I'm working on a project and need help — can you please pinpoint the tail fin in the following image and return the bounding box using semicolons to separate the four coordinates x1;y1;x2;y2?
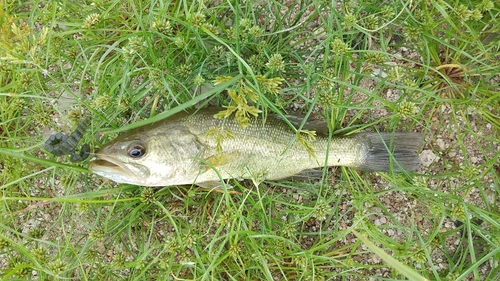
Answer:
354;132;422;172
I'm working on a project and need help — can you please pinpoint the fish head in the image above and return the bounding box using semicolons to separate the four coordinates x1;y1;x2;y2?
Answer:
88;125;186;186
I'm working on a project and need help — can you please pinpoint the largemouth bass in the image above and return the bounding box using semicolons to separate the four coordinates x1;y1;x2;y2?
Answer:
88;108;421;186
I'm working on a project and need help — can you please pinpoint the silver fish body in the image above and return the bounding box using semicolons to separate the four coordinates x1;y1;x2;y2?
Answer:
88;108;421;186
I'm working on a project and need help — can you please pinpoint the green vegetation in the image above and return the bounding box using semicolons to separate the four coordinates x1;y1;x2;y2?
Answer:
1;0;499;280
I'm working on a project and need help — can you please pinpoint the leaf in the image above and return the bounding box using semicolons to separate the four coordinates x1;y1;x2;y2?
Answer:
214;76;233;85
298;129;316;140
218;89;262;128
214;106;237;119
296;130;317;158
103;74;244;133
242;85;259;102
256;75;284;95
351;229;429;281
205;128;234;155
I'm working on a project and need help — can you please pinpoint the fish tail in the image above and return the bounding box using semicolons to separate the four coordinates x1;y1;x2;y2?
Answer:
352;132;422;172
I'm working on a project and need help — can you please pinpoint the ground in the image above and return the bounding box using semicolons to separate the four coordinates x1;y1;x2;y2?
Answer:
1;0;499;280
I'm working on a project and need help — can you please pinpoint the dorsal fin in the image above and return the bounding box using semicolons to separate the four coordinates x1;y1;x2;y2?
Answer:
276;113;329;136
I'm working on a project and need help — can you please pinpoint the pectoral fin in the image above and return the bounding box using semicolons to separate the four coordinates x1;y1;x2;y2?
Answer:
277;114;329;136
195;180;228;189
204;154;233;168
195;180;241;194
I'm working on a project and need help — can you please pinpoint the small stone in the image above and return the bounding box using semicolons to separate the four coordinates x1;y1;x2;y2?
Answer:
420;150;438;168
435;138;446;150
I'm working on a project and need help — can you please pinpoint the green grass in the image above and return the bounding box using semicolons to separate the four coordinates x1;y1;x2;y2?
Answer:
1;0;499;280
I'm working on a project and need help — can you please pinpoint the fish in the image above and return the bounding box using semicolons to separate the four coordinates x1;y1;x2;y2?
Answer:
88;108;421;187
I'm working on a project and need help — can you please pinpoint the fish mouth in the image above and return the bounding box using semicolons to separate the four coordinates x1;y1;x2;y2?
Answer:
89;158;122;169
88;155;141;183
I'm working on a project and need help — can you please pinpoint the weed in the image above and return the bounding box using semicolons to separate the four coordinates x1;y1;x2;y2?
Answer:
0;0;499;280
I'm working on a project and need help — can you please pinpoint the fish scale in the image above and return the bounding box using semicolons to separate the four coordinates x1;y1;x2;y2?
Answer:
185;112;369;179
89;108;421;186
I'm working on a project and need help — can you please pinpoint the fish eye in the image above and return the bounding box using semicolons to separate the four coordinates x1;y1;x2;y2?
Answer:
127;142;146;158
